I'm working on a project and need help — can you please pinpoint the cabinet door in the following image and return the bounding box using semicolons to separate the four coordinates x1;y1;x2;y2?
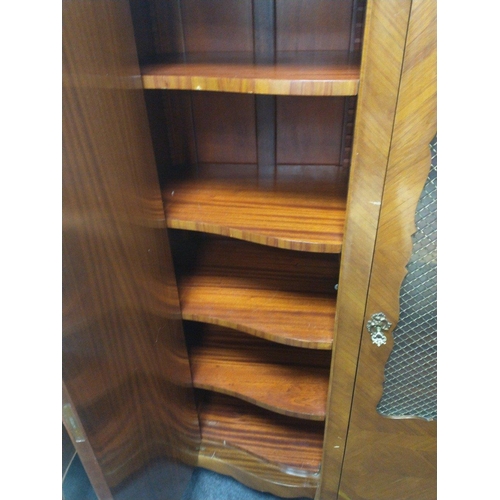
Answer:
338;0;437;498
62;0;200;498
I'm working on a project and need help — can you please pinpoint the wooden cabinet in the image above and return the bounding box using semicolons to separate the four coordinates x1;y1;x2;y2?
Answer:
62;0;436;499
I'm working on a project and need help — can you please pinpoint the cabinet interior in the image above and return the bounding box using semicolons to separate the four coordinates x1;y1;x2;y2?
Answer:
129;0;367;497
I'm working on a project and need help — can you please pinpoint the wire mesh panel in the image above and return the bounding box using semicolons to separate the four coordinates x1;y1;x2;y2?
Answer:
377;136;437;421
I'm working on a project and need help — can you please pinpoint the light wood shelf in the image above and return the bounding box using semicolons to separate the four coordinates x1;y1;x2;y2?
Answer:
197;392;324;476
141;51;360;96
186;323;331;420
173;235;339;349
164;164;348;254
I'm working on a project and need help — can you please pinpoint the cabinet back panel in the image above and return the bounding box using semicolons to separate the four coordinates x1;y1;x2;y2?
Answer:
192;92;258;164
276;0;354;51
181;0;254;53
276;96;345;165
131;0;360;61
150;91;348;172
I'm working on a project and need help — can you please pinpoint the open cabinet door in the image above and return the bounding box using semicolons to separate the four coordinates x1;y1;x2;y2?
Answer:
62;0;200;498
338;0;437;498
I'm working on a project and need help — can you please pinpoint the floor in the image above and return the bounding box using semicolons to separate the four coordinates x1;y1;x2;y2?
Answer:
63;456;311;500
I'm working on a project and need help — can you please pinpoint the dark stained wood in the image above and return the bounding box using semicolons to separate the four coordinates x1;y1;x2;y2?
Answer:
316;0;415;497
180;0;254;53
185;323;331;420
197;392;325;474
253;0;276;61
338;0;437;498
141;52;360;96
256;95;276;179
276;96;345;166
191;92;257;165
253;0;277;180
62;0;200;496
163;164;349;253
172;235;339;348
276;0;354;51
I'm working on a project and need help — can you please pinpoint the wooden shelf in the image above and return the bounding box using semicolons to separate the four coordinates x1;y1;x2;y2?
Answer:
197;392;324;476
141;51;360;96
186;323;331;420
174;236;338;349
164;164;348;254
197;440;318;499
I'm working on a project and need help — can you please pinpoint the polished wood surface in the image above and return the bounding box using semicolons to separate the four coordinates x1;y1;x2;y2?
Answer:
136;0;359;95
197;441;317;498
186;323;331;420
338;0;437;498
63;384;113;500
62;0;200;496
198;392;324;474
141;52;359;96
164;164;348;253
172;235;339;348
316;1;415;497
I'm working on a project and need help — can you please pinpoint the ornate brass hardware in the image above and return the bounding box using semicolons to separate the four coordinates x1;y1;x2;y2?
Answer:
367;313;392;347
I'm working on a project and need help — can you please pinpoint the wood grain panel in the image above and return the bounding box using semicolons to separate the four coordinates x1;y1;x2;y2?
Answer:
173;236;339;348
62;0;200;496
164;164;348;253
141;52;360;96
276;0;354;51
191;92;257;164
338;0;437;498
197;441;318;498
198;392;325;474
63;384;113;500
276;96;345;165
186;323;331;419
181;0;253;53
316;0;414;498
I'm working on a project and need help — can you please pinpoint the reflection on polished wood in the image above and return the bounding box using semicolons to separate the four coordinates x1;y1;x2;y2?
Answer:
338;0;437;498
186;323;331;420
197;391;324;492
62;0;200;496
316;0;415;497
141;51;360;96
197;441;318;499
173;235;339;348
164;164;348;253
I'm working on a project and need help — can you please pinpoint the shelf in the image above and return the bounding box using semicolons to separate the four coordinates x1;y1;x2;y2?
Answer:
186;323;331;420
197;392;324;476
164;164;348;253
173;235;338;349
141;51;360;96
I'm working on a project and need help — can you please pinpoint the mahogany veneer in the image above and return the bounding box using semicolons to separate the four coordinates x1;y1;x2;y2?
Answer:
173;235;339;349
186;323;331;420
197;392;324;474
164;165;348;254
141;51;360;96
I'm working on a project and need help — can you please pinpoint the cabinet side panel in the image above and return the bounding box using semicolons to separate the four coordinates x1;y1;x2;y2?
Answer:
62;0;201;498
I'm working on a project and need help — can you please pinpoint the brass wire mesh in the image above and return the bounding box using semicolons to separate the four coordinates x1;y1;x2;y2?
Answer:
377;136;437;421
